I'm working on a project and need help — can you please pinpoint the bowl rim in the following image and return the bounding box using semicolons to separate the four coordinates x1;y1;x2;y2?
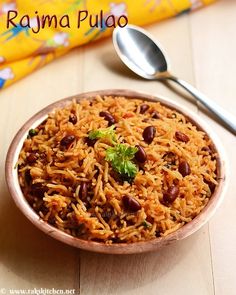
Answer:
5;89;228;254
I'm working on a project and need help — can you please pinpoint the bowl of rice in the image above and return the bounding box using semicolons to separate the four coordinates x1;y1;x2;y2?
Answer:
5;89;227;254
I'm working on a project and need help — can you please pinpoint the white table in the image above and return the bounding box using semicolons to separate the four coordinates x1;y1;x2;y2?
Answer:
0;1;235;294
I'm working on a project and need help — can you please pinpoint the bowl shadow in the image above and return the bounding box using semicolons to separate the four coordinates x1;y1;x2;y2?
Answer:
0;183;80;290
79;231;202;294
1;180;202;293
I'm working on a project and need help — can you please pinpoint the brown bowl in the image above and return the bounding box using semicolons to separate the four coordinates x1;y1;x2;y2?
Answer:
5;89;228;254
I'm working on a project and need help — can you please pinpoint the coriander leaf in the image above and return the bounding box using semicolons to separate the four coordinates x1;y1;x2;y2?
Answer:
142;221;151;228
105;147;117;162
105;144;138;180
106;144;138;161
88;130;100;140
88;125;116;143
123;160;138;178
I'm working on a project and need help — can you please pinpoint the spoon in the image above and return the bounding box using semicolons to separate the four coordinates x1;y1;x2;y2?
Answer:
113;24;236;135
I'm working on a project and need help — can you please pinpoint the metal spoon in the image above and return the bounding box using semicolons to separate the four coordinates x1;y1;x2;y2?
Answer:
113;24;236;135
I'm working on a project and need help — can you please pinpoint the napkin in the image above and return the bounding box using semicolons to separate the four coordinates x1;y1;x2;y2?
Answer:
0;0;216;89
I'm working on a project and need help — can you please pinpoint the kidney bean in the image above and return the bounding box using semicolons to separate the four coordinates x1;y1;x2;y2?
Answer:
204;179;216;193
140;104;150;114
135;145;147;163
32;198;45;211
163;152;176;164
76;223;86;236
48;215;56;225
152;111;160;119
101;208;114;223
26;193;35;206
178;161;191;177
60;135;75;148
123;195;141;212
202;146;211;153
59;210;67;220
25;169;32;185
94;169;100;179
27;153;38;164
85;137;97;147
99;111;115;126
31;183;48;198
143;126;156;144
69;114;77;125
175;131;190;143
173;179;180;186
112;237;122;243
162;185;179;205
40;152;47;161
37;120;47;131
79;182;88;201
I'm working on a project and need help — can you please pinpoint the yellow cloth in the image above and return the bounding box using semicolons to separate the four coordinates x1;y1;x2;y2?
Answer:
0;0;215;89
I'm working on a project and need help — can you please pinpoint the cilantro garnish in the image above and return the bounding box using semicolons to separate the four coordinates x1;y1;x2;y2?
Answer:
88;126;138;181
88;125;116;144
105;144;138;180
142;221;151;228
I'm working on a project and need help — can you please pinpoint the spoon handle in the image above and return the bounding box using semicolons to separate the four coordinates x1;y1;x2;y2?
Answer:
168;76;236;135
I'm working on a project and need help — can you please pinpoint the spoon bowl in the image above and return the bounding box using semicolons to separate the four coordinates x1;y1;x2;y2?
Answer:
113;25;169;80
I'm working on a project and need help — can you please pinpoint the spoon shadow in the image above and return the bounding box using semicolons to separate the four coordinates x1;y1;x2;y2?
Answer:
101;51;143;81
101;50;195;102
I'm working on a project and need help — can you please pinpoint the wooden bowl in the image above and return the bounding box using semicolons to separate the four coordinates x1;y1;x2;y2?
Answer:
5;89;228;254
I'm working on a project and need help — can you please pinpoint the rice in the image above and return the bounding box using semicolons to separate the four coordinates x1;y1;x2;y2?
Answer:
17;95;218;244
